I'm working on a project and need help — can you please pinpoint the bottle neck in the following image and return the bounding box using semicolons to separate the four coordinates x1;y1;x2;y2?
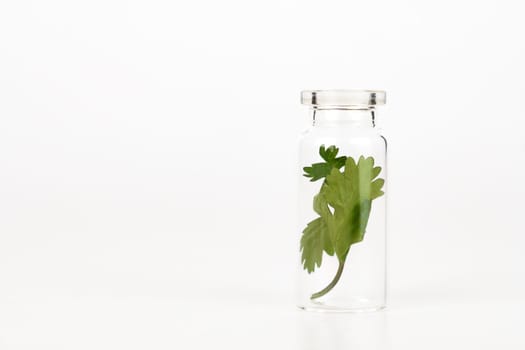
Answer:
312;108;375;128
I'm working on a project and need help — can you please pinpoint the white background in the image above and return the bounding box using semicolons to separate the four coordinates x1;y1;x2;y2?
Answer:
1;0;524;348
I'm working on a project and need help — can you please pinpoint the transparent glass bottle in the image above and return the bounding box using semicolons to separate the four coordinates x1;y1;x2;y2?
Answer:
297;90;387;312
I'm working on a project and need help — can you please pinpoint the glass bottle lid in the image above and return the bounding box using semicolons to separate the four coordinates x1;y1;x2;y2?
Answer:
301;90;386;108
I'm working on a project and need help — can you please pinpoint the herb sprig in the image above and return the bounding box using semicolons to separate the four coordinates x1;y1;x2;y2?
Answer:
301;145;384;299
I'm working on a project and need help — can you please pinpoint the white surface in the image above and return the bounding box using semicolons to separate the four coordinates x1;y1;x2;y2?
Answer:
1;285;524;349
1;0;525;348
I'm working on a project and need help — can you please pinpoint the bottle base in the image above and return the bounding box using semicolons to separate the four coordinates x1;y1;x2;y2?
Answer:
297;297;385;313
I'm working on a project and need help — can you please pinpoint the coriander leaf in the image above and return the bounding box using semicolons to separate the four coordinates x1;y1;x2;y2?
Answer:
300;145;386;299
313;191;335;255
300;217;333;273
303;163;336;182
300;191;335;273
371;178;385;200
323;156;385;260
319;145;339;162
303;145;346;182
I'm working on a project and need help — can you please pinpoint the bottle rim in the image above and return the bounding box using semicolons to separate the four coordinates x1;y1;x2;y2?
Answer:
301;90;386;108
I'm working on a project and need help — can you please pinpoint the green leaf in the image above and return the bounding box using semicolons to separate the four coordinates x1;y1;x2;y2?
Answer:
371;178;385;200
319;145;339;162
299;145;385;283
300;145;386;298
301;218;333;273
303;145;346;182
313;191;335;255
323;156;385;260
300;190;335;273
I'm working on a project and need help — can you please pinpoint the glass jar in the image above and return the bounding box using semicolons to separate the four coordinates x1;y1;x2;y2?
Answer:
297;90;387;312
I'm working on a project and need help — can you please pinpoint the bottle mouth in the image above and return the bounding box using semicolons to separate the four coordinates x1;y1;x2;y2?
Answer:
301;90;386;108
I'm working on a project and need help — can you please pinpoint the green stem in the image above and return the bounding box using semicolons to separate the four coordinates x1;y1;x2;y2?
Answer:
310;259;346;299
